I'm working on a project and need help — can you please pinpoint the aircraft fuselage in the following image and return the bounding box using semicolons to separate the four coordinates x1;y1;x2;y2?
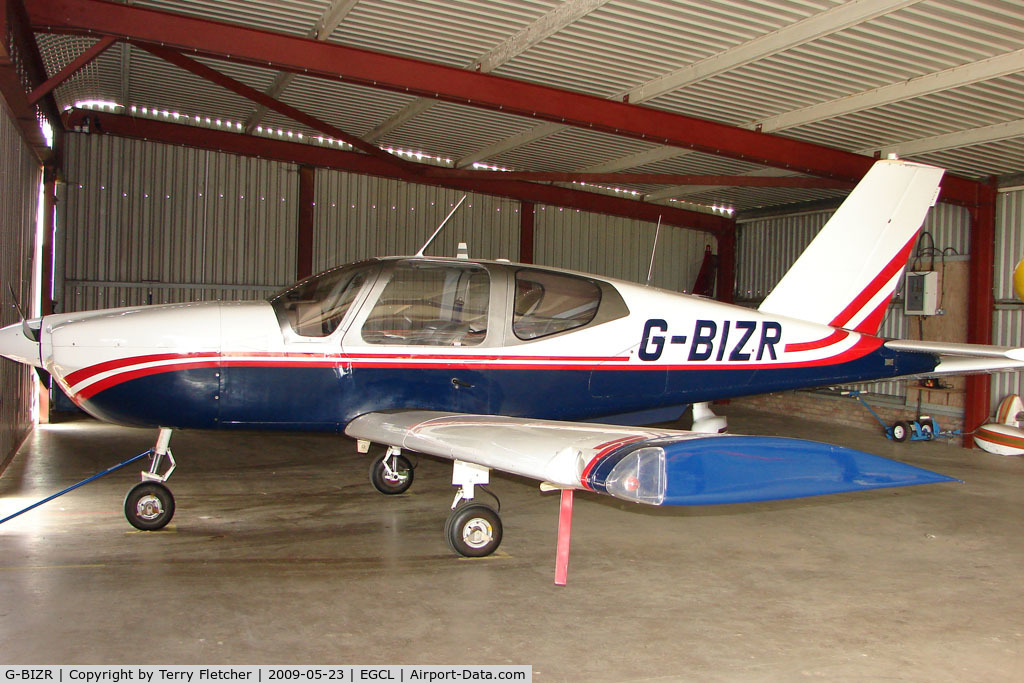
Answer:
6;256;938;431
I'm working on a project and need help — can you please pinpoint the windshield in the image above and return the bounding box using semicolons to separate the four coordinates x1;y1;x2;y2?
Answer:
269;263;374;337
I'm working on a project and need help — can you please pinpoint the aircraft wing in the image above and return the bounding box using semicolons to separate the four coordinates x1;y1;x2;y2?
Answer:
884;339;1024;375
345;411;955;506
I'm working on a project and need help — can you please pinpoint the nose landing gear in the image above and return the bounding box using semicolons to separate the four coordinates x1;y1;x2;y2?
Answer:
124;482;175;530
124;427;176;531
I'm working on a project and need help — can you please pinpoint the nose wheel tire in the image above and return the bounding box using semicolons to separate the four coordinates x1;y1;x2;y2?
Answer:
369;451;414;495
445;503;502;557
124;482;175;531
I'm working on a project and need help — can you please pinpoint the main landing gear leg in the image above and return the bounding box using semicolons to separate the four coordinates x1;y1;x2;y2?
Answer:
123;427;176;531
445;460;502;557
368;445;414;495
692;401;728;433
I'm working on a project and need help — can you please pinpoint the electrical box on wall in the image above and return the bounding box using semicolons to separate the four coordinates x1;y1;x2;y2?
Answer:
904;271;939;315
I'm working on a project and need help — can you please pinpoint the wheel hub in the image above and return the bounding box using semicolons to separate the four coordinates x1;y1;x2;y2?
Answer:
461;517;494;549
383;463;409;485
135;494;164;521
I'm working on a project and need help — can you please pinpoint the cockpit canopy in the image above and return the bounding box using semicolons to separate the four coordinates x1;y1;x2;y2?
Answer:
269;258;627;346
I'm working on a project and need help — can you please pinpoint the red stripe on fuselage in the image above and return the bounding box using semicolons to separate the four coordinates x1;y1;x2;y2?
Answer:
65;336;885;402
784;329;849;353
64;352;218;386
64;351;630;386
76;360;222;400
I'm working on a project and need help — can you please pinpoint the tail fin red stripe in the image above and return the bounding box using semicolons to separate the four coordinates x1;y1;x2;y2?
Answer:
829;232;917;331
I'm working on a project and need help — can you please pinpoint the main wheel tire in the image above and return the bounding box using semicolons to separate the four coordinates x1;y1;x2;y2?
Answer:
369;451;414;495
445;503;502;557
892;421;911;442
124;482;175;531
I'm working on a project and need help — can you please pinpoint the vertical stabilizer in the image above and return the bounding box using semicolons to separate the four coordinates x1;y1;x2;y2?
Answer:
758;158;944;334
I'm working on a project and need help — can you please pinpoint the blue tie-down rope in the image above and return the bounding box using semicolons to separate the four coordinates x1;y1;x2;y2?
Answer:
0;449;154;526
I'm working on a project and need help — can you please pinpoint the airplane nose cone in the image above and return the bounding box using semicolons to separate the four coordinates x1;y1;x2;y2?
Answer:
0;319;43;368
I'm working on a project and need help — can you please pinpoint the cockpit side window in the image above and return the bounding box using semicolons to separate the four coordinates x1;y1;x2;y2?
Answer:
361;262;489;346
270;264;371;337
513;269;601;340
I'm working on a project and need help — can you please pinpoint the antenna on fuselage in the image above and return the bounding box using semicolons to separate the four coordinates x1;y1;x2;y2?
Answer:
416;195;468;257
646;215;663;287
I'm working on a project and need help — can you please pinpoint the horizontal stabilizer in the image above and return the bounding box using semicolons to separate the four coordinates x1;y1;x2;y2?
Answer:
885;339;1024;360
885;339;1024;376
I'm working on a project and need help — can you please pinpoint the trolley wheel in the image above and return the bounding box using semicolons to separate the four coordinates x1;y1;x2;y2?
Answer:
445;503;503;558
892;421;911;442
124;481;175;531
369;450;414;495
919;418;935;438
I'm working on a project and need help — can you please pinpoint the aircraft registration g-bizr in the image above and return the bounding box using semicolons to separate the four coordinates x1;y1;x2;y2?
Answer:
2;157;1023;583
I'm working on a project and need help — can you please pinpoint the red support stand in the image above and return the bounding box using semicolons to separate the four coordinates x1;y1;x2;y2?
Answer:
554;488;574;586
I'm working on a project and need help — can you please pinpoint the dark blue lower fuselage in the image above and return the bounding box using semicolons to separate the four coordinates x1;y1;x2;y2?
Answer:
78;346;939;430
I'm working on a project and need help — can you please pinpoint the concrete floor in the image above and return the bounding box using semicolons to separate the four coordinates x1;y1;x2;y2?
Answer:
1;406;1022;681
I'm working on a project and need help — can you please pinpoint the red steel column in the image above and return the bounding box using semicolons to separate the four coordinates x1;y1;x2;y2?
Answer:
716;220;736;304
40;164;57;316
519;201;534;264
297;165;315;280
963;182;997;448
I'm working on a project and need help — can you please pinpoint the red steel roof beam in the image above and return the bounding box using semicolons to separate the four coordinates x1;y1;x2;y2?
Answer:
1;0;61;160
135;42;415;173
424;169;855;189
29;0;981;206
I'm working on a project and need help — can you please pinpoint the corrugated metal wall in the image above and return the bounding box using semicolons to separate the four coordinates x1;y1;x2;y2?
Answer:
735;210;828;303
314;170;712;290
0;108;40;460
992;187;1024;405
62;134;714;312
60;133;297;311
735;201;972;399
314;171;520;266
533;207;715;292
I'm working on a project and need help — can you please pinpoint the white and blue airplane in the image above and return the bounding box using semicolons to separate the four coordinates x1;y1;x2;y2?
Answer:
2;158;1021;583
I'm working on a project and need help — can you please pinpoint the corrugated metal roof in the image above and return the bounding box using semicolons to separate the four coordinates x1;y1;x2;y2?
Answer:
333;0;563;67
30;0;1024;213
